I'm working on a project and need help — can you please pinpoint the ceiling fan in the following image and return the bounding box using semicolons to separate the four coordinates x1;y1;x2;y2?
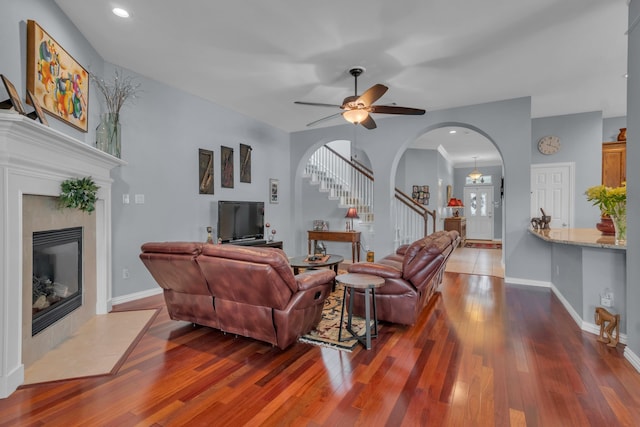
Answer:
294;67;426;130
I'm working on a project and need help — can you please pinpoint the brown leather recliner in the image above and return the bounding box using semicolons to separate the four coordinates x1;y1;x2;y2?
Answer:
346;230;460;325
140;242;335;349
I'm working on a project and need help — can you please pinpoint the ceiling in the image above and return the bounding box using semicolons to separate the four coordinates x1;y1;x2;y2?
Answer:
54;0;628;166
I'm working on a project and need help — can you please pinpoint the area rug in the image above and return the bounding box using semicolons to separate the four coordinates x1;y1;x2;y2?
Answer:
464;240;502;249
23;309;159;385
299;284;376;352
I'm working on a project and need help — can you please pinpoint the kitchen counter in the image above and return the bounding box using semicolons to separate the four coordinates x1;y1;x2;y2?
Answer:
529;228;625;251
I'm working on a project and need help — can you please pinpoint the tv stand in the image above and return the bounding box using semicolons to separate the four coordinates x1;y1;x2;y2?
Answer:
227;240;283;249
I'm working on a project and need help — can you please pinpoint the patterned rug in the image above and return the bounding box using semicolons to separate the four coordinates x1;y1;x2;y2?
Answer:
464;240;502;249
299;283;375;352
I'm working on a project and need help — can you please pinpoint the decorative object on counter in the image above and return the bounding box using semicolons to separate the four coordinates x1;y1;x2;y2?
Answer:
595;307;620;348
530;217;541;230
596;216;615;236
0;74;26;114
539;208;551;229
27;20;89;132
617;127;626;141
206;226;213;244
58;176;99;213
198;149;214;194
270;228;277;242
585;183;626;244
91;68;141;158
239;143;252;183
345;207;359;231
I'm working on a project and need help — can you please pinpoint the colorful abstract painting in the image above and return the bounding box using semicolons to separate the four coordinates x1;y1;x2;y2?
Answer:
26;20;88;132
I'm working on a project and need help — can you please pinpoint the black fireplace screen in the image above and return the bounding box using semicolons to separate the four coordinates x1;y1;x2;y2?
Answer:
32;227;83;335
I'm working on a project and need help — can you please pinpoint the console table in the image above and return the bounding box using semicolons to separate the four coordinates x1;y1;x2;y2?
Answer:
307;231;361;263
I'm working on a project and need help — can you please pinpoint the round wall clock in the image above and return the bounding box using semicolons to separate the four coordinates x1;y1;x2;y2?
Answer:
538;135;561;155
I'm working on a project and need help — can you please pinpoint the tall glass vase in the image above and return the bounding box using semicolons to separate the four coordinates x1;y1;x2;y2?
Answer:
610;211;626;245
95;113;121;158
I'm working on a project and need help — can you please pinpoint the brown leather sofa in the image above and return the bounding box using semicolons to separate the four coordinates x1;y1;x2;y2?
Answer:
346;230;460;325
139;242;335;349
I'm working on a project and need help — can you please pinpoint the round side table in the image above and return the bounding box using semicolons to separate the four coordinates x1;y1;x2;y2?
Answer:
336;273;385;350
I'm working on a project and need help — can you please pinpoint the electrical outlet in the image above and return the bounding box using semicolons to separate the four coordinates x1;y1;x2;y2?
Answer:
122;268;130;279
600;291;614;307
135;194;145;204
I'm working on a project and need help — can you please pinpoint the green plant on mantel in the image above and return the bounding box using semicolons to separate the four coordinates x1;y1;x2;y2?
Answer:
58;177;100;213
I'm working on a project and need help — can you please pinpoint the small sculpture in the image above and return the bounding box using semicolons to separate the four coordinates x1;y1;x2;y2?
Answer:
539;208;551;229
595;307;620;347
531;218;541;230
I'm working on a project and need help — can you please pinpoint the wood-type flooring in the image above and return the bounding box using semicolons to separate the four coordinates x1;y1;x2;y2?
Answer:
2;256;640;426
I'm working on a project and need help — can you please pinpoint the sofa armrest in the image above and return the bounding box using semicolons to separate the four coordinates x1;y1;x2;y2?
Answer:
395;244;410;255
295;269;336;291
347;262;402;279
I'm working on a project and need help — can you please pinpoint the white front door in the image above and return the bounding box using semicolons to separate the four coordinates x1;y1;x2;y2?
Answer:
464;186;494;240
530;163;574;228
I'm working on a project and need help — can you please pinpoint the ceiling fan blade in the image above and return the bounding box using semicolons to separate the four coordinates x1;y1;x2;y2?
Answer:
294;101;342;108
306;112;344;127
357;84;388;107
360;115;377;130
369;105;426;115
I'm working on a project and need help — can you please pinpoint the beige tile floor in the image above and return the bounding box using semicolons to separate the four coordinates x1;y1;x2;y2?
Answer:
445;245;504;278
24;309;156;385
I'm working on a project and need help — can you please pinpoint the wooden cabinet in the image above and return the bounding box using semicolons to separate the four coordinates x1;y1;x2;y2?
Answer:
602;141;626;187
444;217;466;243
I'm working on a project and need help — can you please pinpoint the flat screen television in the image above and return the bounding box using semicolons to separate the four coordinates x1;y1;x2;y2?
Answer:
217;201;265;243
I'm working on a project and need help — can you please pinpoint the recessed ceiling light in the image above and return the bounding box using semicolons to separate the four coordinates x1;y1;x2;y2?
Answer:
112;7;130;18
449;130;457;134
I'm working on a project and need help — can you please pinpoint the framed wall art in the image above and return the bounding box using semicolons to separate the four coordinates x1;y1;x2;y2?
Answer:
0;74;26;114
411;185;430;205
270;179;279;204
240;143;252;183
198;149;214;194
221;146;234;188
26;90;49;125
26;20;89;132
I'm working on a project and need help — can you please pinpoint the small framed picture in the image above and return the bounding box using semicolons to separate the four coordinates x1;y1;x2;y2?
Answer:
26;90;49;125
0;74;26;114
198;148;214;194
270;178;279;204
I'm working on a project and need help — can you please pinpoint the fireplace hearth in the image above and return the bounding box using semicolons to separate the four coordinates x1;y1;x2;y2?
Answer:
32;227;83;336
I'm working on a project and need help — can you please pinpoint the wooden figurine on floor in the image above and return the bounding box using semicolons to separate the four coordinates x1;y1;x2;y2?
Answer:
595;307;620;347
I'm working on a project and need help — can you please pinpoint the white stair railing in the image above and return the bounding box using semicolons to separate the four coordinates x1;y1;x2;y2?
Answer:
305;145;436;241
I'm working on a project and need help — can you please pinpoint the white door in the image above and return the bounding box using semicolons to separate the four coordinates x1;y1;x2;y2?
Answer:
530;163;573;228
464;186;494;240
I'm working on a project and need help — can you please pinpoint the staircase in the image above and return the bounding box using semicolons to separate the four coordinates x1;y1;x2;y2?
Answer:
303;145;436;248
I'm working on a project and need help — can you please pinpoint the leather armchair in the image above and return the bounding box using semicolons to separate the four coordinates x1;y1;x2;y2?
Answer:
347;230;460;325
140;242;335;349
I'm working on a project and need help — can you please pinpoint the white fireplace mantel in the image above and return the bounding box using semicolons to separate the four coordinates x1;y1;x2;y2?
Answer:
0;111;125;398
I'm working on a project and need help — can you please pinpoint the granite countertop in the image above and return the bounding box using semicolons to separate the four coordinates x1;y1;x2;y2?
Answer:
529;228;626;251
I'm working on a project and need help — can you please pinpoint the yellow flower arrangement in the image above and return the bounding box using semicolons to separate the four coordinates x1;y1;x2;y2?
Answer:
584;183;626;217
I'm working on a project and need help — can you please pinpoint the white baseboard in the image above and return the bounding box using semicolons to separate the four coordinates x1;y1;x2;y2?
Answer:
0;363;24;399
624;347;640;372
504;276;550;288
111;287;163;306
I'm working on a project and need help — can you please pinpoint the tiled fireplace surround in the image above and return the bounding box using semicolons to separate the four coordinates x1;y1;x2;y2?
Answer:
0;112;124;398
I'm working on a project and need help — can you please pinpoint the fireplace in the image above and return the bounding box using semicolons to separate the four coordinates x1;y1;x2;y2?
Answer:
1;112;124;398
32;227;83;336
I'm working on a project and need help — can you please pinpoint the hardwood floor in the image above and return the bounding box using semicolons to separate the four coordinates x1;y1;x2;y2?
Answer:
2;249;640;426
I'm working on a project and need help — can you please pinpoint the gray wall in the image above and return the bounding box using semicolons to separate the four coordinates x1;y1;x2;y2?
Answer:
626;0;640;363
532;111;603;228
291;97;538;282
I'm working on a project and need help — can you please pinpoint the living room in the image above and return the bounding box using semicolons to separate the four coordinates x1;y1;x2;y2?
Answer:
2;0;640;423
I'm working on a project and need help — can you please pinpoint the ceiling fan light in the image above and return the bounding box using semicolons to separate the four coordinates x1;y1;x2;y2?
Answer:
343;109;369;124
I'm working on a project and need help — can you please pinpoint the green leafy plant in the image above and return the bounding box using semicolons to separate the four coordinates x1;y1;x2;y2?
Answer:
59;177;100;213
585;183;626;217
